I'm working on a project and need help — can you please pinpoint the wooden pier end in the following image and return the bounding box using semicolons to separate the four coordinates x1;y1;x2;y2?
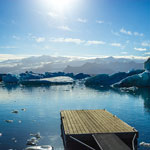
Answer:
60;109;138;150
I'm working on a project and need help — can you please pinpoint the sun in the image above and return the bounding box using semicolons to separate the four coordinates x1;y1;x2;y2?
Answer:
43;0;77;14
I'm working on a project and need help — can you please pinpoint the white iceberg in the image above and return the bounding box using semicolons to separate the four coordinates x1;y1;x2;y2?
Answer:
20;76;74;86
25;145;53;150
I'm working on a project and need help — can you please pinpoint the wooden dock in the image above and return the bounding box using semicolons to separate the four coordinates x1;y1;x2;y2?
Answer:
60;109;138;150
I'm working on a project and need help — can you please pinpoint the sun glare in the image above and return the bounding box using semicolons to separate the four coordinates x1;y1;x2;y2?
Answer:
44;0;77;14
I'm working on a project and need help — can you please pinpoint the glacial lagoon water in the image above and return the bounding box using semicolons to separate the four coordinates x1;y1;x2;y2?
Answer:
0;83;150;150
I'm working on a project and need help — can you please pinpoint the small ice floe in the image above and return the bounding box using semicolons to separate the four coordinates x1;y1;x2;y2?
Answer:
12;110;19;114
25;145;53;150
18;120;22;123
0;133;2;136
11;137;17;143
5;120;13;123
30;132;41;139
26;137;38;146
21;108;26;111
140;142;150;147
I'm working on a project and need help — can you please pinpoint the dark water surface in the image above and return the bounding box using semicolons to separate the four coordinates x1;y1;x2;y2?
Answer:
0;84;150;150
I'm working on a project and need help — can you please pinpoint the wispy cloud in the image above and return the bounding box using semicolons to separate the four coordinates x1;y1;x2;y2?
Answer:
50;38;84;44
77;18;87;23
121;52;128;54
48;12;58;18
134;32;144;36
144;52;150;55
110;43;122;47
57;25;71;31
86;40;105;45
141;41;150;47
96;20;104;24
35;37;45;43
120;28;132;35
120;28;144;37
134;47;147;51
0;54;26;62
12;35;20;40
111;30;120;36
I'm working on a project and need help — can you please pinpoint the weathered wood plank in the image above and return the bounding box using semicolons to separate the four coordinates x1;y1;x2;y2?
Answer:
61;109;137;135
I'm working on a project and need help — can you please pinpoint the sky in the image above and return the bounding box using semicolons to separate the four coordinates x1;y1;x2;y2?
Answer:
0;0;150;60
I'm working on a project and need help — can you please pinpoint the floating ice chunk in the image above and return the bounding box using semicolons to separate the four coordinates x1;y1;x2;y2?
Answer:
21;108;26;111
18;120;22;123
5;120;13;123
30;132;41;139
140;141;150;147
12;110;18;114
25;145;53;150
26;137;38;146
11;137;17;143
0;133;2;136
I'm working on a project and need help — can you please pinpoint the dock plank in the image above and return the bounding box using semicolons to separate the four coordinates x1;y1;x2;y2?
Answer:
60;109;137;135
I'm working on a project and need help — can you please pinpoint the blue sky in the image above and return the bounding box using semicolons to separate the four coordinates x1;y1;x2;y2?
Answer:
0;0;150;59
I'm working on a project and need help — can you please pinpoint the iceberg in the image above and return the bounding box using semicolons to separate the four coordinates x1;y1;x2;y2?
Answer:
74;73;90;79
85;69;144;86
20;76;74;86
114;71;150;87
113;58;150;88
144;57;150;71
2;74;19;84
19;71;43;80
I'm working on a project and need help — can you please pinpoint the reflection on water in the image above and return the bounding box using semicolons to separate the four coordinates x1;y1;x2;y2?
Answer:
88;85;150;113
0;84;150;150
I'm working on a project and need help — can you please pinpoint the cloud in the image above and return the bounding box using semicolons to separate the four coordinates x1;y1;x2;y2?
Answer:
141;41;150;47
134;32;144;36
0;54;26;62
144;52;150;55
77;18;87;23
110;43;122;47
35;37;45;43
12;35;20;40
134;47;147;51
120;28;132;35
96;20;104;24
111;30;120;36
57;25;71;31
50;38;84;44
86;40;105;45
50;38;106;45
120;28;144;37
48;12;58;18
121;52;128;54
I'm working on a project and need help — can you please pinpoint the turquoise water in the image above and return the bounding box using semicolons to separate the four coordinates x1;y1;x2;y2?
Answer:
0;84;150;150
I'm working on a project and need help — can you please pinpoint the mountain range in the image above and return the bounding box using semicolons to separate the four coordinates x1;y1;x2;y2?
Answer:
0;55;145;75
